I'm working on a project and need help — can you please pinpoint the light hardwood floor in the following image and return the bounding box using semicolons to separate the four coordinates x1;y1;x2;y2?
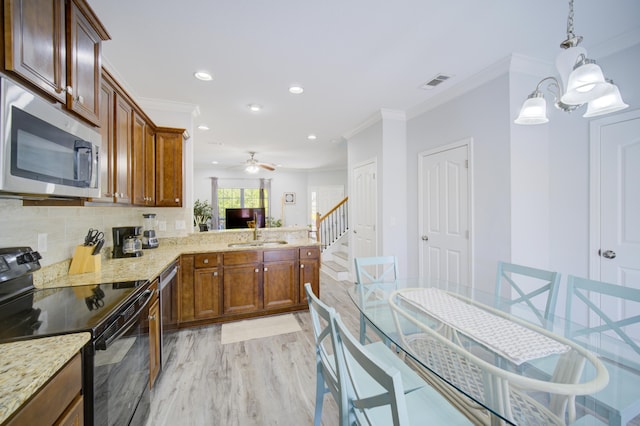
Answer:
147;273;359;426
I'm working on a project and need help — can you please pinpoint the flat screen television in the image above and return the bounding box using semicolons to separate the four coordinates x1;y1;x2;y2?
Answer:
225;207;266;229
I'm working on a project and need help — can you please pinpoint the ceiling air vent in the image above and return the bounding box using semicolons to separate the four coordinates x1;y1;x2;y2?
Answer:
420;74;452;90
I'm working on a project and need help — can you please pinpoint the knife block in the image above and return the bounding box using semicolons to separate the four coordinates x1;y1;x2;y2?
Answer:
69;245;101;274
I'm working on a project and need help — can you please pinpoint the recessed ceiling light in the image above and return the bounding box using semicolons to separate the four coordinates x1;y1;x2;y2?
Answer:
198;124;210;131
194;71;213;81
211;161;219;165
307;134;317;140
289;85;304;94
248;104;262;112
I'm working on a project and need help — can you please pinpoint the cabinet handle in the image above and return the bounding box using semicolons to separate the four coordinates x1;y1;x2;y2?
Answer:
300;264;305;269
255;268;259;273
307;251;312;256
213;271;218;276
264;267;268;272
148;315;156;320
175;198;180;203
203;259;209;264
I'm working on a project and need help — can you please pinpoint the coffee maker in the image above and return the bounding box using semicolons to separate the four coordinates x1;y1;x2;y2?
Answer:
142;213;159;249
112;226;143;258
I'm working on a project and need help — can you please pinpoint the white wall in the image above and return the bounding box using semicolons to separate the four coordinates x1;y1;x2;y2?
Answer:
406;74;512;292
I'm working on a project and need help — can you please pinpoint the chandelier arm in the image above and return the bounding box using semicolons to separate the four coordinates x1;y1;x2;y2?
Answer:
534;76;580;112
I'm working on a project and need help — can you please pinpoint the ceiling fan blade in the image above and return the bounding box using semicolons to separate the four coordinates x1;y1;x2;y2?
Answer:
258;163;275;171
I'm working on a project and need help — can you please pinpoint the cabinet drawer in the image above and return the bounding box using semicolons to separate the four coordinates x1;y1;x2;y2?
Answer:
264;248;296;262
195;253;220;268
299;247;320;259
223;250;261;266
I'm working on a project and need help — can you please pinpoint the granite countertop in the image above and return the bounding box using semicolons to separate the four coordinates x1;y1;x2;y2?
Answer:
37;230;320;288
0;333;91;424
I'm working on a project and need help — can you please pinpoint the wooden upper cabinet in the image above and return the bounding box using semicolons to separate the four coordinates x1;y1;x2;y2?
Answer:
114;94;132;204
2;0;109;125
132;113;146;205
94;75;115;202
66;0;108;126
3;0;67;102
144;124;156;205
155;128;185;207
132;113;156;206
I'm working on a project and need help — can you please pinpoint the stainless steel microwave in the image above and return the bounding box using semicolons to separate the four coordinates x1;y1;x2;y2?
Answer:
0;76;101;198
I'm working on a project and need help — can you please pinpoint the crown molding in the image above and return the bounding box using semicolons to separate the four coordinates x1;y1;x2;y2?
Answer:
138;97;200;117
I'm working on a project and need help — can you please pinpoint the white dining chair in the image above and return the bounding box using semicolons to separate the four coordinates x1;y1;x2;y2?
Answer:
304;283;426;425
332;313;473;425
565;275;640;426
354;256;399;345
495;261;561;329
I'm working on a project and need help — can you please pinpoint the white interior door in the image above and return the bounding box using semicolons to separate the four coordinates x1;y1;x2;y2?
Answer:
419;143;470;284
352;160;377;262
590;110;640;341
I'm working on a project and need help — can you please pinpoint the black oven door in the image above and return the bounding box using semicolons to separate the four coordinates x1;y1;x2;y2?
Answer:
91;289;152;426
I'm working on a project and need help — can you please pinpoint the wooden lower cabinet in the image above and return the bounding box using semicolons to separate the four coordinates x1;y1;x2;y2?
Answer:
299;247;320;304
177;246;319;327
6;353;83;426
194;268;222;319
263;249;298;310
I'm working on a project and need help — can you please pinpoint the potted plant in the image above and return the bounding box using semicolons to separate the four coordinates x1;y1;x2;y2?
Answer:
193;199;212;231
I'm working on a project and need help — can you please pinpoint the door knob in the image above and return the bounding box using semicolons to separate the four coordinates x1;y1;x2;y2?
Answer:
421;235;429;241
601;250;617;259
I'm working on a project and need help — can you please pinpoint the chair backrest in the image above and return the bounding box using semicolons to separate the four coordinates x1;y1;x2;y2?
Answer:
332;313;410;425
354;256;399;285
495;261;560;329
304;283;348;423
565;275;640;361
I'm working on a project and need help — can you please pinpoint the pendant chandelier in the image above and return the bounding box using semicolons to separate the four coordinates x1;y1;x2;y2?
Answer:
514;0;628;125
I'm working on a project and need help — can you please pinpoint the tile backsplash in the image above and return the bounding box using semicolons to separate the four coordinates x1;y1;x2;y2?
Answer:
0;199;191;267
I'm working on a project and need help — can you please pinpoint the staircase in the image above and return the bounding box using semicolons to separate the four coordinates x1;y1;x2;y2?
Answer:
320;233;350;282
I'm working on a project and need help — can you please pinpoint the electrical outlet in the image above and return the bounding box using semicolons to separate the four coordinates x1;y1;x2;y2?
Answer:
175;220;186;230
158;221;167;231
37;233;48;252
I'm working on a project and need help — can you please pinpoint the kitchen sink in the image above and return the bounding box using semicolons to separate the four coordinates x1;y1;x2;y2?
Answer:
228;240;288;248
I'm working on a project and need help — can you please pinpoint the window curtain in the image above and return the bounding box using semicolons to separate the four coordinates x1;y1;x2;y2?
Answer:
210;177;219;230
260;178;271;225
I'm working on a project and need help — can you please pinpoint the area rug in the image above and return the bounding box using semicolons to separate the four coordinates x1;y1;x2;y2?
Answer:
220;314;302;344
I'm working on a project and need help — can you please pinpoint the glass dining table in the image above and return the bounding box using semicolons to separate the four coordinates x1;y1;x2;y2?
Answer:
348;279;639;426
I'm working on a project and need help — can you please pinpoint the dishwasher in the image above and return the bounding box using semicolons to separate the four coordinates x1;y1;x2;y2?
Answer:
159;260;179;366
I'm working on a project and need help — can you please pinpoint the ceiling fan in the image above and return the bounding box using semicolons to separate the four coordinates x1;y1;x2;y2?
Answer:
244;152;275;173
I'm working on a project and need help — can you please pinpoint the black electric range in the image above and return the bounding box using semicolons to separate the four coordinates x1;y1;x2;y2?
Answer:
0;247;152;426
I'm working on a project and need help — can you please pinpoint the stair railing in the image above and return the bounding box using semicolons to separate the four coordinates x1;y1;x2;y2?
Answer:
315;197;349;251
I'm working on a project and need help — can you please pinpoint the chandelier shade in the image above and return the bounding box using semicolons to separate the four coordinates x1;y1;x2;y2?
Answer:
583;82;629;118
514;93;548;125
560;59;609;105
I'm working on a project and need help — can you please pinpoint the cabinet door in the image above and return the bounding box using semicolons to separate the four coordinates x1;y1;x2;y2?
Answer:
148;298;161;388
114;95;132;204
263;260;297;310
179;255;195;323
93;77;115;202
223;264;261;315
3;0;66;102
155;130;183;207
66;0;102;125
194;268;222;319
132;113;146;205
144;125;156;205
299;248;320;304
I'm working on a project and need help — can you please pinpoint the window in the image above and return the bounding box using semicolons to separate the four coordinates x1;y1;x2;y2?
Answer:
217;188;269;227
